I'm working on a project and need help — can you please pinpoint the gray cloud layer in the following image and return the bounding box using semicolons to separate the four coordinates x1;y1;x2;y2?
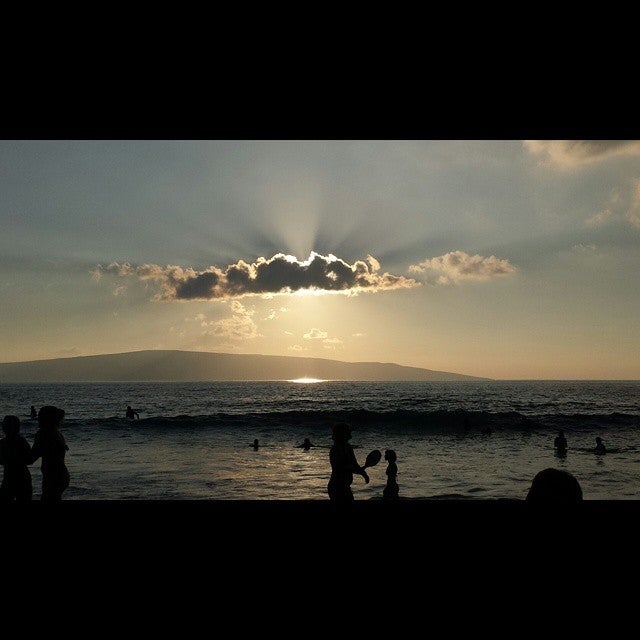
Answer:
92;251;419;300
524;140;640;169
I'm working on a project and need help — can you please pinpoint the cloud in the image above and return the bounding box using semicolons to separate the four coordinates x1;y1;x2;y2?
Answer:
585;179;640;230
523;140;640;169
92;251;419;301
409;251;516;285
303;328;328;340
288;344;308;352
585;209;614;228
323;337;343;346
264;306;288;320
626;212;640;229
352;332;366;337
201;301;260;341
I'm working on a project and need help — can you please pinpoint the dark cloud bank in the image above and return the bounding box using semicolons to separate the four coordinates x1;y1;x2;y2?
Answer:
93;252;419;301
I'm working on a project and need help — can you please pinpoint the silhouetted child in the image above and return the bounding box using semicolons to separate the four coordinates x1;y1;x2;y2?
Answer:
526;468;583;503
252;439;259;450
554;430;568;455
30;405;37;419
0;416;33;502
595;437;606;455
327;423;369;502
125;405;139;419
31;406;70;502
383;449;399;500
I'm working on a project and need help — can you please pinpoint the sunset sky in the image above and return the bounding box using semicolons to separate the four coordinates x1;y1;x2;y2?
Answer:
2;140;640;379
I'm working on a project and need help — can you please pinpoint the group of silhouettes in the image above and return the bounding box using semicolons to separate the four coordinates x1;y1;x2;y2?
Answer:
1;404;605;504
0;406;69;502
554;429;606;457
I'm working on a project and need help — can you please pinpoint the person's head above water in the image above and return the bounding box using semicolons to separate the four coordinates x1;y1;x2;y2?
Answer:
385;449;397;463
596;437;603;444
332;422;352;443
2;415;20;438
526;468;583;503
38;405;65;429
253;439;259;446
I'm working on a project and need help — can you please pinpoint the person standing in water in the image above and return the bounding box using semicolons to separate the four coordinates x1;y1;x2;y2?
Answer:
595;437;606;454
31;406;70;501
125;405;139;419
383;449;399;500
252;439;259;450
0;416;33;502
327;422;369;502
554;430;568;456
30;406;37;420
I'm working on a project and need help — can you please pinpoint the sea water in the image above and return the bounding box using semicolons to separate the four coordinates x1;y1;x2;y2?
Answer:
1;380;639;500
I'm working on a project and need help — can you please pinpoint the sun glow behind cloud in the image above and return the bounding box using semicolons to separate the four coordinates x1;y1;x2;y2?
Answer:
92;251;419;301
288;377;327;383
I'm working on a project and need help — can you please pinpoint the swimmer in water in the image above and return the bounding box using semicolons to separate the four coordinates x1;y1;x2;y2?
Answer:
125;405;139;420
298;438;315;450
252;439;259;450
595;437;606;455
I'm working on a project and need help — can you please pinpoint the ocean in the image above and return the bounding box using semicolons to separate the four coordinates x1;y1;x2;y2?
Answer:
1;380;639;500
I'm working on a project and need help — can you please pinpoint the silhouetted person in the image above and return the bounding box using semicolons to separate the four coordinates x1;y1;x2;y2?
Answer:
595;437;606;455
0;416;33;502
526;468;583;503
383;449;399;500
30;406;37;420
31;406;69;502
554;430;568;456
125;405;139;420
298;438;315;450
252;439;259;450
327;422;369;502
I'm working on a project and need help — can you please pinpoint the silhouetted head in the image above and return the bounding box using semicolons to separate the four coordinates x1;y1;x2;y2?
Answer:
2;415;20;437
127;405;132;410
253;439;259;446
332;422;352;443
38;405;65;429
596;437;602;444
304;438;311;445
385;449;397;463
526;468;583;503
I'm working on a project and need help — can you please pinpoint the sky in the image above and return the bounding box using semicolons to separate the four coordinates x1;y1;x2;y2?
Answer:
1;139;640;379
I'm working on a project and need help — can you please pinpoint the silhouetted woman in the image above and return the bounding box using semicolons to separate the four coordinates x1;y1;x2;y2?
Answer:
0;416;33;502
327;422;369;502
383;449;399;500
31;406;69;501
554;430;568;456
595;437;606;455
